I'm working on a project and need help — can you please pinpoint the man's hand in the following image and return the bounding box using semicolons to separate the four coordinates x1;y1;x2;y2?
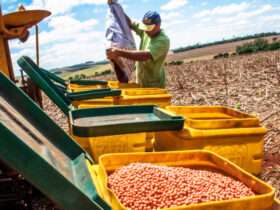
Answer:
107;48;152;61
107;0;113;4
106;48;119;61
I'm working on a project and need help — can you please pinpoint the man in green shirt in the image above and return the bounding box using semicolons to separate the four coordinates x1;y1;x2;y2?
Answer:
107;11;170;88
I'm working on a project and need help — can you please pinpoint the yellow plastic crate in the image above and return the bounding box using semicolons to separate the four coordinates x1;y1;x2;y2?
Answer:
67;83;107;92
72;88;171;108
117;88;172;108
72;133;148;162
87;163;104;198
72;97;116;108
68;81;138;92
121;88;169;96
165;106;260;129
108;81;140;89
94;151;275;210
154;125;267;175
88;162;280;210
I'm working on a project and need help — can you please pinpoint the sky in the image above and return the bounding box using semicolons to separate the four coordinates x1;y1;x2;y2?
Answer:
2;0;280;74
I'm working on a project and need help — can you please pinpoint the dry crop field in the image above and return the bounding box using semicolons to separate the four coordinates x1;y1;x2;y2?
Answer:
167;35;280;62
43;50;280;198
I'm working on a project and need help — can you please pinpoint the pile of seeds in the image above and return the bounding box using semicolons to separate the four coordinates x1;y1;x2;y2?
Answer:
108;163;255;210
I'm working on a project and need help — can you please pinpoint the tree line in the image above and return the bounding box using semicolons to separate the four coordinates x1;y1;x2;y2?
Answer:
173;32;280;53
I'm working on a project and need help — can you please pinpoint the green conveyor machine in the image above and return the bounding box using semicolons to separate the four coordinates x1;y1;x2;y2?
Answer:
0;72;111;210
0;70;186;209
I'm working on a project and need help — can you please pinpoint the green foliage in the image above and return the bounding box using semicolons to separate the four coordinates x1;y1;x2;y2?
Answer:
67;74;89;80
173;32;279;53
236;38;280;55
60;64;112;80
101;69;112;75
268;42;280;51
94;69;112;77
169;60;184;65
80;74;86;79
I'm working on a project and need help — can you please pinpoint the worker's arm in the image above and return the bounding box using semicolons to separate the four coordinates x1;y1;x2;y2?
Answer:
124;13;143;37
107;48;152;61
130;21;144;37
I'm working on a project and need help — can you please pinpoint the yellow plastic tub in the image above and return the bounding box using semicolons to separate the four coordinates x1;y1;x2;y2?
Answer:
68;81;139;92
154;124;267;175
68;83;107;92
117;88;172;108
95;151;275;210
87;163;104;198
72;88;171;109
89;163;280;210
72;133;148;162
108;81;140;89
165;106;260;129
72;97;116;108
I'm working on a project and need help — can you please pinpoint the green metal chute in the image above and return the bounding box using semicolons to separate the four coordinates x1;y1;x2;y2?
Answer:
18;56;121;115
0;72;111;210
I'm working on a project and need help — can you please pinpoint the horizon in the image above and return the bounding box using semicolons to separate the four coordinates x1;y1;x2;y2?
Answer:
51;32;280;71
2;0;280;74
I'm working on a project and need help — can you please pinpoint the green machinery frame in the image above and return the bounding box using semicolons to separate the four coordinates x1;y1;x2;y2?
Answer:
18;55;184;137
0;72;110;210
18;56;121;115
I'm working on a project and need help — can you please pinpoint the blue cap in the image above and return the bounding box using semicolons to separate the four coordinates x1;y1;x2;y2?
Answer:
139;11;161;31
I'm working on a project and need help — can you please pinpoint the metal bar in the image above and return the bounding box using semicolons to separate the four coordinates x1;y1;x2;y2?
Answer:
34;24;43;107
35;25;39;66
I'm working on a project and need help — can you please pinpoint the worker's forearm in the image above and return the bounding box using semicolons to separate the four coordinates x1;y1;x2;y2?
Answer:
115;49;152;61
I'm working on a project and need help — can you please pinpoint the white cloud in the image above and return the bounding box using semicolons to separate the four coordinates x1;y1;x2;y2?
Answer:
194;2;250;18
164;3;279;51
11;14;104;71
240;4;272;18
161;11;187;29
161;11;182;21
11;15;99;49
161;0;188;11
262;15;280;22
216;4;273;24
28;0;107;15
201;2;208;7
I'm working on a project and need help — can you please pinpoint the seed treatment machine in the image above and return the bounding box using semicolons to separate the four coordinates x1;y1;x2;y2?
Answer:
0;3;279;210
0;5;50;106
